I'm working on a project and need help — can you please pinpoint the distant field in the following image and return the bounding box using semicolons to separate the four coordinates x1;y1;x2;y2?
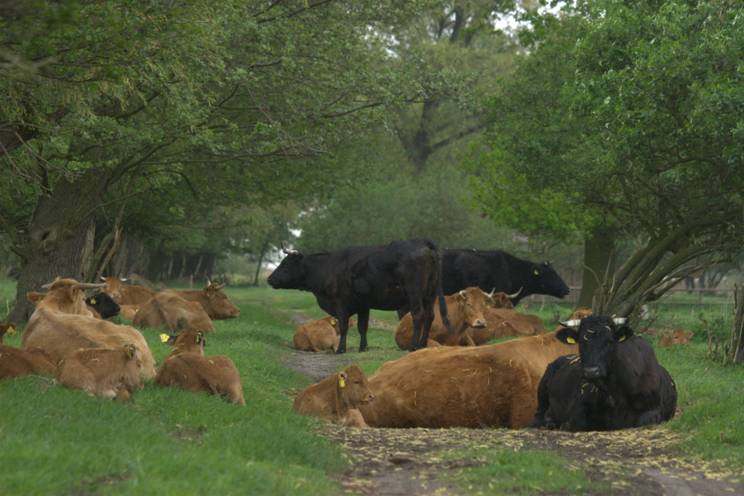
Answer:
0;280;742;494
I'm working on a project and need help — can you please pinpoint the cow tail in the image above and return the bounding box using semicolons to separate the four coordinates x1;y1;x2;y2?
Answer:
437;250;453;335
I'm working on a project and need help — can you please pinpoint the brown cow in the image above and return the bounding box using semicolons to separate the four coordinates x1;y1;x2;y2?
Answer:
175;281;240;320
293;316;350;352
0;324;56;380
293;365;375;427
57;344;143;400
395;287;492;350
658;329;694;347
22;279;156;380
119;305;140;321
155;330;245;405
465;307;547;346
101;276;156;305
359;309;591;428
133;291;214;333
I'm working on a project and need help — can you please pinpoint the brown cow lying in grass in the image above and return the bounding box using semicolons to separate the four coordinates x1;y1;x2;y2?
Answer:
22;278;156;380
133;291;214;333
293;365;375;427
0;323;56;380
101;276;156;305
293;317;357;352
658;329;694;347
175;281;240;320
155;330;245;405
465;307;547;345
395;287;491;350
57;344;143;401
359;309;591;428
119;305;140;321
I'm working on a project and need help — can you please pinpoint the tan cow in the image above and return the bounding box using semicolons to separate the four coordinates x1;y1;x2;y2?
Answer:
359;309;591;428
395;287;492;350
175;281;240;320
465;308;547;345
155;330;245;405
293;316;348;352
293;365;375;427
22;279;156;380
57;344;143;400
119;305;140;321
100;276;156;305
0;324;56;380
658;329;694;347
133;291;214;333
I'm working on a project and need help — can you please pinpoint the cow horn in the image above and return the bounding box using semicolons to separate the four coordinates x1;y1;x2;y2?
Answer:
506;287;523;299
560;319;581;329
612;317;628;325
459;290;466;297
100;276;107;282
488;288;496;298
214;283;225;290
41;277;61;289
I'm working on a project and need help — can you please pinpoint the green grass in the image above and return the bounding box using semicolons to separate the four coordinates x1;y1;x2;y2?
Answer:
445;447;601;495
1;280;742;494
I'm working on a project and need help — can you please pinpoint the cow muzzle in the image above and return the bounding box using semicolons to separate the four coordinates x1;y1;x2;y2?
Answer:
582;366;603;380
471;319;486;329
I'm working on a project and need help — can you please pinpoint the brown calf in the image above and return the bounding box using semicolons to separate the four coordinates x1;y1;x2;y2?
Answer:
155;330;245;405
658;329;694;347
293;365;375;427
395;287;492;350
293;316;344;352
174;281;240;320
133;291;214;333
101;276;156;305
57;344;143;400
0;324;56;380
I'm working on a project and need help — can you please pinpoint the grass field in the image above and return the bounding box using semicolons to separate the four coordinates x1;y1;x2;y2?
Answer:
0;280;742;495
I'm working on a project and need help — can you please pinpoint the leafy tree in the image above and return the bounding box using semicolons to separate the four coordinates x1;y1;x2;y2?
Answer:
471;0;744;315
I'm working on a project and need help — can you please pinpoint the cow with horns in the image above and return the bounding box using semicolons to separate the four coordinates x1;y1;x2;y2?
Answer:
268;240;451;353
532;315;677;431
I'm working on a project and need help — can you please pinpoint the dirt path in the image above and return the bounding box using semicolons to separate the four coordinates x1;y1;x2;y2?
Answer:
283;313;742;496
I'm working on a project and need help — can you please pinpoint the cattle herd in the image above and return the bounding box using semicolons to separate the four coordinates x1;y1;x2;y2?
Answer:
1;238;677;438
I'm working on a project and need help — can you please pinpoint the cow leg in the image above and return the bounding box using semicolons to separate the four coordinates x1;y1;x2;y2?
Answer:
357;308;370;353
396;306;409;320
636;408;662;426
409;305;424;350
335;312;351;354
420;305;435;347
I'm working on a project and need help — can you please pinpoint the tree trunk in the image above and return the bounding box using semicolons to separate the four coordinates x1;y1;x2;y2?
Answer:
253;241;269;286
731;285;744;364
8;172;108;323
578;227;616;308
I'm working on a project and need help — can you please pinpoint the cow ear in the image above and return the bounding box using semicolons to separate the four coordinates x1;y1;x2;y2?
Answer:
556;327;579;345
196;331;204;345
614;324;633;343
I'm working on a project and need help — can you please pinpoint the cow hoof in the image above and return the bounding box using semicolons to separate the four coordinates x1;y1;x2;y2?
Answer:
335;348;346;355
359;346;368;353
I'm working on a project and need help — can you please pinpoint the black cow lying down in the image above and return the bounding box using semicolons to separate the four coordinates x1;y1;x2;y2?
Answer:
267;239;450;354
532;315;677;431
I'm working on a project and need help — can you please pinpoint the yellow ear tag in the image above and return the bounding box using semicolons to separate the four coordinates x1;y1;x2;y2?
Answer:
90;298;97;305
566;336;577;344
618;335;627;342
159;334;170;343
338;376;346;388
7;325;16;335
533;269;539;276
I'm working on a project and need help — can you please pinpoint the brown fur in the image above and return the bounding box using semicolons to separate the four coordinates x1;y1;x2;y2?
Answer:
174;283;240;320
293;316;341;352
658;329;694;347
395;287;491;350
464;308;547;345
57;345;142;400
155;330;245;405
359;330;577;428
101;277;155;305
293;365;375;427
119;305;139;321
26;278;94;317
0;323;56;380
133;291;214;333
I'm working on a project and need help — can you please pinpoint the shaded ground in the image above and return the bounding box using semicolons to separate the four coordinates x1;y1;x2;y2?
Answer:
285;313;743;496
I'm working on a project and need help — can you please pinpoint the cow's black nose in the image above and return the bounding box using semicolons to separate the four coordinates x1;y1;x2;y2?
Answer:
583;366;602;379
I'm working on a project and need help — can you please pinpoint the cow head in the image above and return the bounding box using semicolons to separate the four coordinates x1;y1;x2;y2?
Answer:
488;292;515;309
86;291;121;319
162;329;206;356
556;315;633;381
100;276;128;303
35;278;107;315
201;281;240;319
528;262;570;299
337;365;375;406
268;252;306;289
658;329;693;347
456;287;490;328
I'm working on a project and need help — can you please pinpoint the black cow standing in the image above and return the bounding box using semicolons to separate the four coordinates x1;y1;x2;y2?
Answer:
267;239;450;354
85;291;121;319
396;249;570;318
531;316;677;431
